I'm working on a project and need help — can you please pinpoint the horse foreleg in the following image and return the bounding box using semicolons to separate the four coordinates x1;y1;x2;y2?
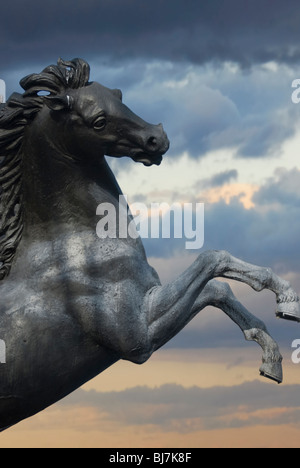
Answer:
143;250;299;333
115;250;294;381
119;250;219;364
206;280;283;383
143;278;282;383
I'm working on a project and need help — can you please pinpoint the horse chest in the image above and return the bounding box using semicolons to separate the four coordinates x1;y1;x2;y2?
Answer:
2;231;156;316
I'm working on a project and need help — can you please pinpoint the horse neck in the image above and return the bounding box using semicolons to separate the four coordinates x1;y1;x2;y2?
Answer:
21;127;123;237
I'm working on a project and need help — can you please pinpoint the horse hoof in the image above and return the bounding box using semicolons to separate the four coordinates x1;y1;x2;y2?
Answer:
276;298;300;323
260;361;282;384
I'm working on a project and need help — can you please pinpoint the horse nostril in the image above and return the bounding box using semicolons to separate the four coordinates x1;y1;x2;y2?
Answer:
147;136;157;148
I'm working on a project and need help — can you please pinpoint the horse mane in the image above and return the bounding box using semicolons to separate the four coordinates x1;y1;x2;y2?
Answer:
0;58;90;280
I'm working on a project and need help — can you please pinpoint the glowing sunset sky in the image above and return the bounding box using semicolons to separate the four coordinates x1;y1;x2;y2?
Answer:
2;0;300;448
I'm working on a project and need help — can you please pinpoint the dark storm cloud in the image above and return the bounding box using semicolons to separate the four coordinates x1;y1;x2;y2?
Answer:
2;0;300;72
2;1;299;161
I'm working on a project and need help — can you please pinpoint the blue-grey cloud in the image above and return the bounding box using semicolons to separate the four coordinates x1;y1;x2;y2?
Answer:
253;167;300;208
207;170;238;188
143;168;300;278
101;61;298;160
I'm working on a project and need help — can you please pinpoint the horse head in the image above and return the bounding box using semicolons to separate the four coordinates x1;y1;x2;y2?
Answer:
21;58;170;167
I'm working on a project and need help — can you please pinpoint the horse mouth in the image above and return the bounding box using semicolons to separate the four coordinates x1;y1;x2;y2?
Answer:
132;152;163;167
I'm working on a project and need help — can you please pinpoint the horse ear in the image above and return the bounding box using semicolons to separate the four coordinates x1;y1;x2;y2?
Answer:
44;94;73;111
111;89;123;101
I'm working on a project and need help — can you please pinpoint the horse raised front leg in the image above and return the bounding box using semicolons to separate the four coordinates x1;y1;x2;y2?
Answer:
205;280;283;383
142;278;283;383
115;250;294;383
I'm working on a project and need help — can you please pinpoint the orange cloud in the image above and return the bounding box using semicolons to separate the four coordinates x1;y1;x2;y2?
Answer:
200;183;259;209
1;344;299;448
1;404;300;448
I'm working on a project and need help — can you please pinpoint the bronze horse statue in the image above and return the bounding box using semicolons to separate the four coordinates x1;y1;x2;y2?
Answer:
0;58;299;431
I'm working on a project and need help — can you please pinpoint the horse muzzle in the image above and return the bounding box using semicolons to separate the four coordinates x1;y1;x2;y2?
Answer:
133;124;170;166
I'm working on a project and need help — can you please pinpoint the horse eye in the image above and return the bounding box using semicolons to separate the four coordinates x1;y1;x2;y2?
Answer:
93;116;106;131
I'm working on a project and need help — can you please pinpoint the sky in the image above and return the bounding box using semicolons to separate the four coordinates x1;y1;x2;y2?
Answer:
2;0;300;448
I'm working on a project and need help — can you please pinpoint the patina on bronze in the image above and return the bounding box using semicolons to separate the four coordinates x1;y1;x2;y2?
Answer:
0;58;299;431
